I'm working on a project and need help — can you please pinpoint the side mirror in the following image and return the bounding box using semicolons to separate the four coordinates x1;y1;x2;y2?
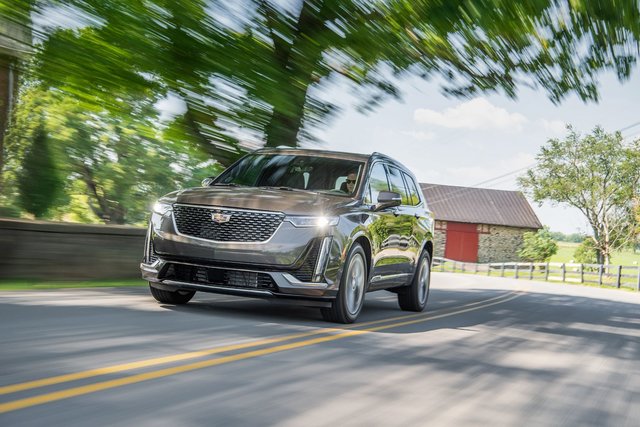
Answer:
201;176;217;187
374;191;401;211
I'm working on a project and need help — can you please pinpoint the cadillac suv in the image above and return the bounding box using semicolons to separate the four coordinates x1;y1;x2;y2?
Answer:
141;148;434;323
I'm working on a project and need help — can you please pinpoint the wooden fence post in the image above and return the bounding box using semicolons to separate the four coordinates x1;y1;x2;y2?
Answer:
545;262;549;281
487;263;491;276
501;263;505;277
598;264;603;285
474;262;478;274
514;263;519;279
561;263;566;282
616;265;622;288
529;263;533;280
441;259;445;272
579;264;584;283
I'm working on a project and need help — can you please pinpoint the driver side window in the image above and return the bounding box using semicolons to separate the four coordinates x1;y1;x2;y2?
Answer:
365;163;390;204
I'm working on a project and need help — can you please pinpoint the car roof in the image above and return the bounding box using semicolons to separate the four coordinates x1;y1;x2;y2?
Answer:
255;147;371;162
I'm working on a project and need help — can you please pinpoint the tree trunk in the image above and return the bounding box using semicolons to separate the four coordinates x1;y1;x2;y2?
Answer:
264;87;309;148
264;0;327;148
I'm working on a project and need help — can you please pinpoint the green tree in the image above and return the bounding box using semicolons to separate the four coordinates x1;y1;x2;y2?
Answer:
16;122;65;218
573;239;598;265
28;0;640;160
5;81;216;224
518;227;558;262
519;126;640;264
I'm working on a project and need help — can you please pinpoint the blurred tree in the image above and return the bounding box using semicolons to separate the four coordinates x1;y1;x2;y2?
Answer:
518;227;558;262
548;231;585;243
25;0;640;160
4;81;217;224
16;121;64;218
519;126;640;265
0;0;35;192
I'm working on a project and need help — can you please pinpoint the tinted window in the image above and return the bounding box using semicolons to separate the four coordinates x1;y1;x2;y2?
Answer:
215;154;364;196
402;172;421;206
365;163;389;204
386;166;410;205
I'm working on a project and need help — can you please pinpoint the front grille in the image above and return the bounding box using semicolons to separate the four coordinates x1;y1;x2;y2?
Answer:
173;205;285;242
162;264;276;290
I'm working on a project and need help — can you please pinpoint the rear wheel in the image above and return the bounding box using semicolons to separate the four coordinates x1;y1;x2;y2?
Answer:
321;243;367;323
398;251;431;312
149;283;195;305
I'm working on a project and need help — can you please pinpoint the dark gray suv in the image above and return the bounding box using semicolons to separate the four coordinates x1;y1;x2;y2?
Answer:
141;148;434;323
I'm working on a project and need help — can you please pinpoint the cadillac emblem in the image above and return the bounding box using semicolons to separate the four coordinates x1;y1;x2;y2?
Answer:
211;213;232;224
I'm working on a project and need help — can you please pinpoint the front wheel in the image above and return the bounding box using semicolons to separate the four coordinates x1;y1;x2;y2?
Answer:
397;251;431;312
149;283;195;305
321;243;367;323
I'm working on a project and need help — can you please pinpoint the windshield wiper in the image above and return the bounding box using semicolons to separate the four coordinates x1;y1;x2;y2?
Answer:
211;183;243;187
260;186;316;193
259;186;294;191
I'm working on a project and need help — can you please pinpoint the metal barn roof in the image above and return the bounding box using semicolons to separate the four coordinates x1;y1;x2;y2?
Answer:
420;183;542;229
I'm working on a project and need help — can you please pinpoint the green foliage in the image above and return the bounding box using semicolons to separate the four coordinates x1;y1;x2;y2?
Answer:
518;227;558;262
27;0;640;154
4;80;218;224
574;239;598;265
549;231;585;243
520;126;640;264
16;123;65;218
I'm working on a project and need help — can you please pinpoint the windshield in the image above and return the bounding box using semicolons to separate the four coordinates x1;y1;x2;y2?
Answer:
214;153;365;196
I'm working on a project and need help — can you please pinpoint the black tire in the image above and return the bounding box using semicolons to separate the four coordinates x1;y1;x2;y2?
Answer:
149;283;195;305
321;243;367;323
398;251;431;312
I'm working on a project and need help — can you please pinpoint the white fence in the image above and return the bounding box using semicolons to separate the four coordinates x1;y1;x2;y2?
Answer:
433;257;640;291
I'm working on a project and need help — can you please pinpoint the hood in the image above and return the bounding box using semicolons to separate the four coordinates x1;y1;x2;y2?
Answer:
170;186;355;216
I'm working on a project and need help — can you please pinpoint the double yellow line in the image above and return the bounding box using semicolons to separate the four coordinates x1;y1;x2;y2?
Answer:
0;291;522;414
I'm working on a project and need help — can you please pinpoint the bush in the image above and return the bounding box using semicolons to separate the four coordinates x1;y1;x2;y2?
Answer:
574;239;598;264
518;227;558;262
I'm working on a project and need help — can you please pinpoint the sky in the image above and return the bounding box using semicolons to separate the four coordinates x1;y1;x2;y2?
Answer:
312;71;640;235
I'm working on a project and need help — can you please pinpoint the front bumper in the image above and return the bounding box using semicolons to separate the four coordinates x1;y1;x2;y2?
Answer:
141;208;342;306
141;258;337;307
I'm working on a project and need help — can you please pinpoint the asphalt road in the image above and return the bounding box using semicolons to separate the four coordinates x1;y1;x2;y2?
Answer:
1;273;639;427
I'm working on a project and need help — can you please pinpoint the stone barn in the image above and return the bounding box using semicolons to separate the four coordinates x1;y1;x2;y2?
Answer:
420;183;542;263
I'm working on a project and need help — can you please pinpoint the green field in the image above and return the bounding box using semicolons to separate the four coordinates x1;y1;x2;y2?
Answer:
550;242;640;266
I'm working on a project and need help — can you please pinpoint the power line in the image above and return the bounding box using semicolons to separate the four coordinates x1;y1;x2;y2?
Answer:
618;121;640;133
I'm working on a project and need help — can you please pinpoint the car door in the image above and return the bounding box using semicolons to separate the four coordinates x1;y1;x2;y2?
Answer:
365;163;412;288
383;165;415;274
401;171;431;265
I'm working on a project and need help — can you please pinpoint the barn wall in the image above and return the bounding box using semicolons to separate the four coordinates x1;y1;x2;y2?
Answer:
477;225;535;263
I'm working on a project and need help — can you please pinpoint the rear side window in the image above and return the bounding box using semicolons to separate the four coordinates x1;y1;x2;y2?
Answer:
402;172;421;206
365;163;389;204
386;166;410;205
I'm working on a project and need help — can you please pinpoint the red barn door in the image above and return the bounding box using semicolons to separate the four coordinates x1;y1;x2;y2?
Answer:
444;222;479;262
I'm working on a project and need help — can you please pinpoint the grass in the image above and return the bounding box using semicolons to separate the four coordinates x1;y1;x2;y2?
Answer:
0;279;146;291
550;242;640;266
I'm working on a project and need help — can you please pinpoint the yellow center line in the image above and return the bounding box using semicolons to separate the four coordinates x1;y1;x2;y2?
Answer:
0;291;515;396
0;291;522;414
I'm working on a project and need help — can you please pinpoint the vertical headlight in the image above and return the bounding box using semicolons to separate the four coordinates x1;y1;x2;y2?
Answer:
152;201;173;216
